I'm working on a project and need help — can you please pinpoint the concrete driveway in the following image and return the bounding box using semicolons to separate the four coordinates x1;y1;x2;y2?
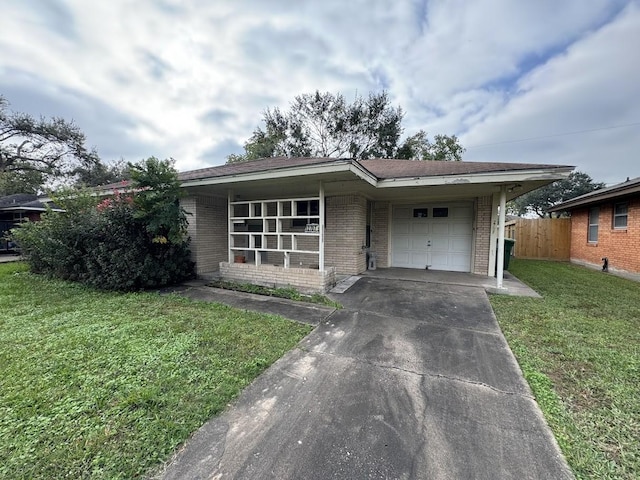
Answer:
159;277;573;479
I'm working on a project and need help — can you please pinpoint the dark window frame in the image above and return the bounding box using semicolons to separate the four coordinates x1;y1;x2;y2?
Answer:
432;207;449;218
413;208;428;218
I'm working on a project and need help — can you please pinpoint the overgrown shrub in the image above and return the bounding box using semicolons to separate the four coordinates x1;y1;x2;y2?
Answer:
12;158;195;291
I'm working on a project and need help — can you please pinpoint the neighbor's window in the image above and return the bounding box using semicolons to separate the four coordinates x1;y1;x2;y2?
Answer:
613;202;628;229
588;207;599;242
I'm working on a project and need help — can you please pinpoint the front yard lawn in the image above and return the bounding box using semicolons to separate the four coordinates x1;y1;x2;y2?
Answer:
0;262;312;479
490;260;640;480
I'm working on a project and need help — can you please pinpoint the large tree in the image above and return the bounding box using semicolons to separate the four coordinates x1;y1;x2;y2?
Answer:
0;95;99;186
74;158;129;188
509;171;606;218
227;91;464;163
0;169;44;196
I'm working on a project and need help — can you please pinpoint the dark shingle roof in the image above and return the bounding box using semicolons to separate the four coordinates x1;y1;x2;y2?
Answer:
178;157;347;181
0;194;39;208
0;194;60;211
177;157;571;182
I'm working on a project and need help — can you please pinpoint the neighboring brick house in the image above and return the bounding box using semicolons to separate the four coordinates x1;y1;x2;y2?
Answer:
177;157;573;292
0;194;59;252
548;177;640;277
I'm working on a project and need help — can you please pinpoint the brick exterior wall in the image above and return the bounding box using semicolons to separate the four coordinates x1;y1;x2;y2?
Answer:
325;194;368;275
186;191;498;282
569;196;640;274
220;262;337;293
371;201;390;268
473;196;492;275
181;195;228;274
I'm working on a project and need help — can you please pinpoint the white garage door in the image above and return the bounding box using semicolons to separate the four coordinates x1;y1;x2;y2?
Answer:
391;204;473;272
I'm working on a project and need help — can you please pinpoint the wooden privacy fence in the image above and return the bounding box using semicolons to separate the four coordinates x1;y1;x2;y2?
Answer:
505;218;571;260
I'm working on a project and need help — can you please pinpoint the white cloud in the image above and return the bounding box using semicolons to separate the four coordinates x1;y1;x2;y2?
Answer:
461;3;640;183
0;0;638;183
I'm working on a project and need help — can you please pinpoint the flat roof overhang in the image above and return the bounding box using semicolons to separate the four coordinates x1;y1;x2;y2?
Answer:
180;163;574;203
182;161;376;199
0;206;62;213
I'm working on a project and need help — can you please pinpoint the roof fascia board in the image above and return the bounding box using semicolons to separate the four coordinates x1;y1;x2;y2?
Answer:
348;162;378;186
0;206;63;212
178;162;572;191
180;160;365;188
375;167;573;188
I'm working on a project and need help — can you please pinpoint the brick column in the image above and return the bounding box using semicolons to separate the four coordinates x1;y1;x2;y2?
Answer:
324;194;367;274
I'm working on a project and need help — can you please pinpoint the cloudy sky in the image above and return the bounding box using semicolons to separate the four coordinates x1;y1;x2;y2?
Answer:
1;0;639;184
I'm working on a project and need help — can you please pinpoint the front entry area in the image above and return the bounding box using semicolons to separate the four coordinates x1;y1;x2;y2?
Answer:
391;203;473;272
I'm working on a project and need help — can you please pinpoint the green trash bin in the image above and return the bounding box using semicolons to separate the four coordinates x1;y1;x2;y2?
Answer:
503;238;516;270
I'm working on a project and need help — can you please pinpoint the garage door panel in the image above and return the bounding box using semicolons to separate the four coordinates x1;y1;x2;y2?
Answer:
451;255;471;267
432;223;450;235
394;222;410;234
411;237;426;249
394;252;410;265
431;237;449;249
430;256;450;268
411;222;429;234
450;237;472;251
410;253;428;266
452;223;473;235
394;208;411;219
395;236;410;249
452;206;472;218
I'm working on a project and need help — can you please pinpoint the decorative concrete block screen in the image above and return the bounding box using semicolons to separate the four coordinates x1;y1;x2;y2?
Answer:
229;196;323;270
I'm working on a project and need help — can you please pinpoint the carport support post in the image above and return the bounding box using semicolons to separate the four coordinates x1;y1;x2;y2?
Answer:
496;185;507;289
228;189;234;264
319;181;325;271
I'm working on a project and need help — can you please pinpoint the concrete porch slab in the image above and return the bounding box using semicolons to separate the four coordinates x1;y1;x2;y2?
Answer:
360;267;541;297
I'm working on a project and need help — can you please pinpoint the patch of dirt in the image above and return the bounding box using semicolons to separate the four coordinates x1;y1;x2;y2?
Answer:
545;361;611;413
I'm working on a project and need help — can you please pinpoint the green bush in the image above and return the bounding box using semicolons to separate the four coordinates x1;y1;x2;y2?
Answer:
12;158;195;291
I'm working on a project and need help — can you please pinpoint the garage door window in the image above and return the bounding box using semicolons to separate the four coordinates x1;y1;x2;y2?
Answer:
433;207;449;218
413;208;428;218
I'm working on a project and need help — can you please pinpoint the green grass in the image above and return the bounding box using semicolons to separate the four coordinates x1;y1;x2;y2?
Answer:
207;279;342;308
490;259;640;480
0;262;312;479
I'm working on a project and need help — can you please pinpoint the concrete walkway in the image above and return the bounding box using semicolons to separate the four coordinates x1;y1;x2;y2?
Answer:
158;276;572;480
0;254;22;263
160;280;335;326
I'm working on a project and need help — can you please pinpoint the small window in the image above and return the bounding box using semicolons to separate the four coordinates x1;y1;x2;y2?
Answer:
433;207;449;218
613;202;628;229
413;208;428;218
588;207;599;242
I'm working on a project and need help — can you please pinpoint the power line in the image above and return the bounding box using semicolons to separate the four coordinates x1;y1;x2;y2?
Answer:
466;121;640;149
